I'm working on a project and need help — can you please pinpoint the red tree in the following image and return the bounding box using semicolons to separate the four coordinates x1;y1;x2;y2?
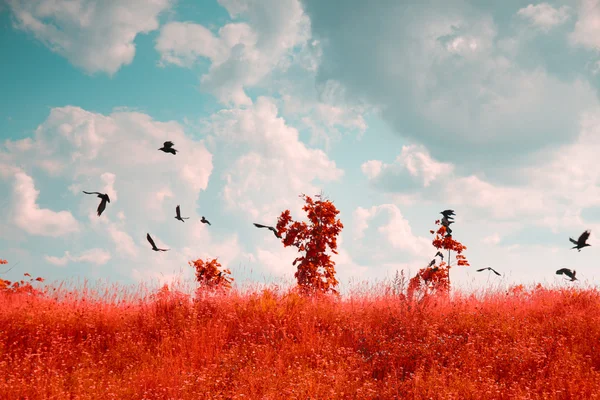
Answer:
408;220;469;300
276;193;344;296
189;258;233;293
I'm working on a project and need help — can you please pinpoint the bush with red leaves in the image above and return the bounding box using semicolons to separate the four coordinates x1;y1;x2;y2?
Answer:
276;193;343;296
408;220;470;300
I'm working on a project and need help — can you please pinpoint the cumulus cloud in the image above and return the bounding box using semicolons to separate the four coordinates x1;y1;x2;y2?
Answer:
481;233;501;245
570;0;600;51
7;0;174;75
517;3;571;31
352;204;431;257
0;105;245;282
156;0;311;105
45;248;111;266
362;145;453;191
301;0;598;168
11;171;80;237
208;96;343;221
360;108;600;236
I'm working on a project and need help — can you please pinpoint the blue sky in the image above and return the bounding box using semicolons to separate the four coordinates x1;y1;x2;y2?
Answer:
2;0;600;293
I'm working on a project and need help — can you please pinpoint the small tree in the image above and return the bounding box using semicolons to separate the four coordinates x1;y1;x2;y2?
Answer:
276;192;344;296
189;258;233;293
408;220;469;300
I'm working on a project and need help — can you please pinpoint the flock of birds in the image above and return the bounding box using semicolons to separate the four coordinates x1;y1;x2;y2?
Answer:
427;210;588;283
81;142;592;283
82;141;287;252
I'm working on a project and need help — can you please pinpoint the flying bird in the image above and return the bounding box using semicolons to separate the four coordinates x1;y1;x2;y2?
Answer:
440;209;455;219
441;216;454;227
569;230;591;252
476;267;501;276
158;141;178;155
428;259;436;268
253;223;281;239
146;233;169;252
435;251;444;260
82;191;110;216
201;216;211;226
175;205;189;222
556;268;577;281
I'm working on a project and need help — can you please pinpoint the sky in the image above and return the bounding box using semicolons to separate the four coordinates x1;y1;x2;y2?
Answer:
2;0;600;294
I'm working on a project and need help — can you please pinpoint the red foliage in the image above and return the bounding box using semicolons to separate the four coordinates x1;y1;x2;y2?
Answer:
408;220;470;300
276;193;344;296
0;259;7;265
0;272;45;296
189;258;233;292
2;285;600;398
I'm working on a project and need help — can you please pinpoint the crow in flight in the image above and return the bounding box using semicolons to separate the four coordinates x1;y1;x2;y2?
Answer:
435;251;444;260
175;205;189;222
440;209;455;219
253;223;281;239
158;141;178;155
82;191;110;216
428;259;436;268
201;216;211;226
569;230;591;252
556;268;577;281
476;267;501;276
146;233;169;252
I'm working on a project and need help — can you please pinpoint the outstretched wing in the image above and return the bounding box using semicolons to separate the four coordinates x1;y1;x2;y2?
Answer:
176;205;181;218
556;268;569;275
490;268;501;276
83;191;101;196
164;141;174;148
569;238;578;245
97;198;107;216
476;268;487;272
146;233;157;249
579;230;591;243
253;223;268;229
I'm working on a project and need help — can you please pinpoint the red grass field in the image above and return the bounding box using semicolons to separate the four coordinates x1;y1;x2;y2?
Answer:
2;281;600;399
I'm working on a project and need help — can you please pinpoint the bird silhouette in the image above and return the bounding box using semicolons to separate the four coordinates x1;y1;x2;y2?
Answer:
476;267;501;276
253;223;281;239
82;191;110;216
146;233;169;252
201;216;211;226
569;230;591;252
158;141;178;155
175;205;189;222
435;251;444;260
440;209;455;219
428;259;436;268
556;268;577;281
441;216;454;227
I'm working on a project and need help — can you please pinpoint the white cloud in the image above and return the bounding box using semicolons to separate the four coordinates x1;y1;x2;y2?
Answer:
45;248;111;266
517;3;571;30
570;0;600;50
301;0;598;166
0;106;243;282
352;204;431;257
481;233;501;245
362;145;454;190
208;96;343;221
7;0;174;75
156;0;311;105
361;160;383;180
11;171;80;237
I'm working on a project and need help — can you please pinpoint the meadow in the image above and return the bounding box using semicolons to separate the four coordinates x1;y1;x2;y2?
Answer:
2;277;600;399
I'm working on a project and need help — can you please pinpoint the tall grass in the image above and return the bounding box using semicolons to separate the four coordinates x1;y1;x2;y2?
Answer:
2;279;600;399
